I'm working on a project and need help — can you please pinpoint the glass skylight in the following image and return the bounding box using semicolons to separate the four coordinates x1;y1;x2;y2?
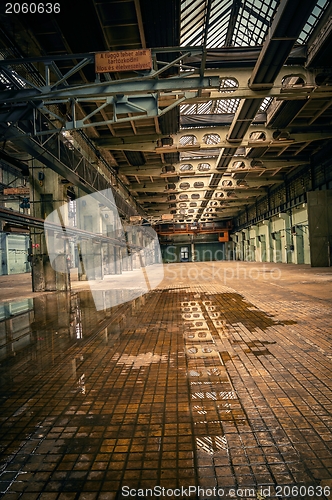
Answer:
232;0;278;47
297;0;329;43
181;0;279;48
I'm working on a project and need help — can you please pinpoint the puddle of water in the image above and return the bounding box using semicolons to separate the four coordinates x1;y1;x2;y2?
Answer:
114;352;168;368
0;289;145;399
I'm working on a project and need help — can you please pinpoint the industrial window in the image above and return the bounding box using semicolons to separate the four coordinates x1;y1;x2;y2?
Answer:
180;163;194;171
198;163;211;171
180;135;197;145
202;134;220;145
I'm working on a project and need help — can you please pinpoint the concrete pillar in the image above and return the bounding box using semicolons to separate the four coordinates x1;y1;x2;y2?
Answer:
307;190;332;267
278;213;293;263
142;235;148;266
233;233;241;260
242;229;250;260
191;242;195;262
78;240;91;281
76;189;103;281
110;215;124;275
254;226;260;262
31;253;45;291
133;229;143;269
29;164;70;291
272;231;282;263
261;221;272;262
105;223;115;274
114;246;122;274
133;237;141;269
30;233;57;291
1;233;9;275
93;242;104;280
102;208;116;275
142;234;148;267
293;229;305;264
132;247;140;269
291;204;310;264
231;233;237;260
107;243;116;274
121;247;128;271
224;240;234;260
249;225;258;262
126;229;133;271
55;254;71;290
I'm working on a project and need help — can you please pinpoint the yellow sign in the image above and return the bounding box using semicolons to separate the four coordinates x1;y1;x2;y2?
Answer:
95;49;152;73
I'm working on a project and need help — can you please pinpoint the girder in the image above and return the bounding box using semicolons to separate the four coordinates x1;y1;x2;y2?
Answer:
101;128;332;152
0;52;331;137
2;65;328;107
249;0;316;89
119;158;307;177
0;76;220;104
128;180;277;192
0;124;142;218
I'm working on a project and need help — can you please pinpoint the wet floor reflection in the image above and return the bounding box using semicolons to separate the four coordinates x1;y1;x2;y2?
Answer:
0;289;141;393
0;288;329;498
0;289;139;363
0;299;34;362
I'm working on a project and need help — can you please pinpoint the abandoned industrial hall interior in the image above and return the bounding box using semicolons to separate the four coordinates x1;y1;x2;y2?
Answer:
1;0;332;498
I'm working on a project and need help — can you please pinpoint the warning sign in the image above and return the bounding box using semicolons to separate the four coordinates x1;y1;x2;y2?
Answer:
3;187;30;195
95;49;152;73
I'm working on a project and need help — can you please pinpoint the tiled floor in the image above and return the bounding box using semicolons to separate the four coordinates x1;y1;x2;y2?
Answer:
0;262;332;499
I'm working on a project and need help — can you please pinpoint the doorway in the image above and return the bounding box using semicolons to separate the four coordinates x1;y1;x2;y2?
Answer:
180;246;189;262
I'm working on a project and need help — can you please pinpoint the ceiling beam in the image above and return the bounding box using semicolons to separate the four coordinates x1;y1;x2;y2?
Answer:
134;0;147;49
249;0;317;89
225;0;242;47
0;75;221;104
